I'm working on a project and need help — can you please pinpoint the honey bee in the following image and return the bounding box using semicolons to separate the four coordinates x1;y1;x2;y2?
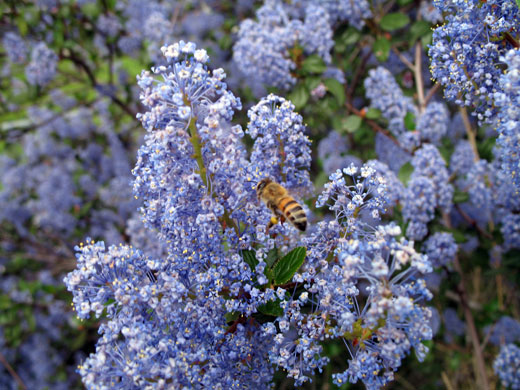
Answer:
256;178;307;232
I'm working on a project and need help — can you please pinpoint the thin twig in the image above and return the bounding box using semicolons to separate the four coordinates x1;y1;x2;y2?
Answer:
0;351;26;390
453;255;491;390
347;50;373;100
345;102;401;147
454;204;493;240
424;83;441;105
414;42;426;113
391;46;414;71
443;211;490;390
441;371;456;390
459;107;479;161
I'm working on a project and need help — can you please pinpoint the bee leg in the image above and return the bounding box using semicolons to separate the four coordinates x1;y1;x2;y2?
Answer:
279;215;286;225
266;216;278;235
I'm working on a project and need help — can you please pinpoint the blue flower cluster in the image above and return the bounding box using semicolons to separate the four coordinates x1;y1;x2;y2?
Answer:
65;42;434;389
493;343;520;389
25;42;58;87
2;32;28;64
233;0;334;89
403;144;454;240
494;49;520;192
429;0;520;122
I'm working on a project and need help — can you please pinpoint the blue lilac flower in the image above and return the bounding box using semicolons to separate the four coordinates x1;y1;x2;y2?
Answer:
300;221;432;389
233;1;334;89
450;140;476;175
181;10;225;37
97;13;121;37
493;343;520;390
366;159;405;207
443;307;465;343
323;66;346;83
423;232;457;267
247;93;313;197
417;102;449;145
2;32;28;64
419;1;443;24
485;316;520;346
402;176;437;240
455;160;495;226
300;5;334;63
411;144;454;212
318;131;349;161
494;49;520;191
501;213;520;250
365;67;418;138
25;42;58;87
310;0;372;28
429;0;520;122
374;132;412;173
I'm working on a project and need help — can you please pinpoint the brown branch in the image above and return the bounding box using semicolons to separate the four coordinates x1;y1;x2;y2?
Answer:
345;102;402;147
347;50;373;101
60;49;138;118
454;204;493;240
452;255;490;390
0;351;26;390
459;107;479;162
414;42;426;113
424;83;441;106
504;32;520;49
443;211;490;390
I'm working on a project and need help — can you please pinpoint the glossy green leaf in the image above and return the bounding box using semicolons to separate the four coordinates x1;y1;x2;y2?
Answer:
380;13;411;32
409;21;431;44
273;246;306;285
373;37;391;62
241;250;259;271
404;112;416;130
365;108;381;120
324;78;346;106
398;162;414;186
288;84;309;111
301;55;327;74
343;115;362;132
453;190;470;204
258;299;283;317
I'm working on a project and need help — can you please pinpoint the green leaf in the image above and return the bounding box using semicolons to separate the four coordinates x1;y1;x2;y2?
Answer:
301;55;327;74
225;311;240;324
241;250;259;271
397;0;414;5
380;13;411;32
258;299;283;317
343;115;362;133
273;247;306;285
265;248;279;268
305;76;321;91
404;112;416;130
324;78;345;106
288;84;309;111
341;28;362;46
373;37;391;62
409;21;431;44
365;108;381;120
517;0;520;9
453;190;470;204
398;162;414;186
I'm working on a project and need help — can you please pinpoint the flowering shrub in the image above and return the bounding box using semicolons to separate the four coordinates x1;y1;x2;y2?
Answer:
1;1;520;389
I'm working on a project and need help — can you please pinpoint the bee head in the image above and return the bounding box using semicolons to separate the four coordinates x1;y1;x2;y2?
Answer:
256;178;272;198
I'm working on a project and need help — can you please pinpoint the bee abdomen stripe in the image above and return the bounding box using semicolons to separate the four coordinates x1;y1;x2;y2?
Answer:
286;205;303;214
279;198;297;212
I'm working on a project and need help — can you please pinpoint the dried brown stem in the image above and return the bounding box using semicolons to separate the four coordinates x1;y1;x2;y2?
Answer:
345;102;401;147
0;351;26;390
